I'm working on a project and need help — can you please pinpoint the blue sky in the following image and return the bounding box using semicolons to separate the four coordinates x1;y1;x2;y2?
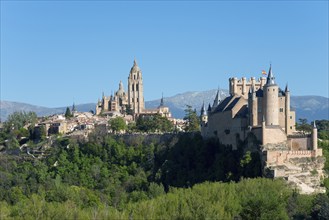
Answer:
1;1;328;107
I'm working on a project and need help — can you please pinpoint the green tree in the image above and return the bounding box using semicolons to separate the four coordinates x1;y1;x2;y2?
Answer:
125;105;134;116
4;111;37;132
65;107;73;118
109;117;126;133
296;118;312;134
183;105;200;132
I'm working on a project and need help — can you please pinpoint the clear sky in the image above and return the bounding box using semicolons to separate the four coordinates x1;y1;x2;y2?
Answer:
1;1;328;107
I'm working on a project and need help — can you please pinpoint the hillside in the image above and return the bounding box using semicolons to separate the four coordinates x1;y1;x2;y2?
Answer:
1;90;328;122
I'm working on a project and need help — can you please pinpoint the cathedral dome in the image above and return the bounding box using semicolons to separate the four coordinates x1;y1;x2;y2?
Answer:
116;81;126;97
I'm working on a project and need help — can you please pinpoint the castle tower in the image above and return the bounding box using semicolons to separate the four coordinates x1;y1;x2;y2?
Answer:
212;89;220;109
128;59;145;115
285;84;291;134
312;121;318;150
263;65;279;126
200;101;208;124
248;86;258;126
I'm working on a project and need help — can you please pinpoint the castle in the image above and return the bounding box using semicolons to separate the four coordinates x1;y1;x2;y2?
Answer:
96;60;172;119
201;66;324;193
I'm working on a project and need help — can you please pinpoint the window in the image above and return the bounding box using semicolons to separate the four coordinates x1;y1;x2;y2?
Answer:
137;98;139;102
136;84;139;91
279;108;283;112
132;84;134;91
132;98;134;102
134;75;136;80
290;126;292;129
273;89;275;91
290;116;292;119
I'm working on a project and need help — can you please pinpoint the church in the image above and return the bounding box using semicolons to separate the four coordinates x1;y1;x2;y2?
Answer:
95;60;171;119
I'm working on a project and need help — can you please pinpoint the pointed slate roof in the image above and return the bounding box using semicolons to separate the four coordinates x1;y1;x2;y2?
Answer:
266;64;276;86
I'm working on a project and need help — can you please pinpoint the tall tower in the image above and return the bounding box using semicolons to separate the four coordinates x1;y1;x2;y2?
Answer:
312;121;318;150
263;65;279;126
285;84;291;134
128;59;145;114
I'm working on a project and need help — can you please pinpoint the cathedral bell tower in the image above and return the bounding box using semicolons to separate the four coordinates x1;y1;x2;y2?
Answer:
128;59;145;114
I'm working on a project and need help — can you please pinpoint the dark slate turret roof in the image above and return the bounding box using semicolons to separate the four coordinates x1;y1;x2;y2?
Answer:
266;64;276;86
207;104;212;112
200;102;207;116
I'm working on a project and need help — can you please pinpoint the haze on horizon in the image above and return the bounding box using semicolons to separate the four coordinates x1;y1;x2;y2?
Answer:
1;1;328;108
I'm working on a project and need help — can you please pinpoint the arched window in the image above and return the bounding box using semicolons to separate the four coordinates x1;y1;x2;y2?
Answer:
136;83;139;91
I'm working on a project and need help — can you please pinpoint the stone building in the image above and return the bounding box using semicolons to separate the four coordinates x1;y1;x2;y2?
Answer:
201;66;324;193
96;59;172;119
96;80;129;116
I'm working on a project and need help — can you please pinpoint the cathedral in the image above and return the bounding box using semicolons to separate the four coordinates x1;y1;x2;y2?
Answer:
96;60;171;119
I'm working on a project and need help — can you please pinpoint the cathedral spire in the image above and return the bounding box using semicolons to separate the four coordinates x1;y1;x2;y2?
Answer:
160;93;164;107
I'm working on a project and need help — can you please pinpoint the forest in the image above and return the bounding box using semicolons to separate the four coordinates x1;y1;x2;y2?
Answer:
0;113;329;219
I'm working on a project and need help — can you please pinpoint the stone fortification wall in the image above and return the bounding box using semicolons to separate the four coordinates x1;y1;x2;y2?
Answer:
263;125;287;145
265;150;321;165
287;136;312;151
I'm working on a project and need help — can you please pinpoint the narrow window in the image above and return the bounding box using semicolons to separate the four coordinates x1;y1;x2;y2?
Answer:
132;84;134;91
290;126;292;129
134;75;136;80
279;108;283;112
290;116;292;119
136;83;139;91
137;98;139;102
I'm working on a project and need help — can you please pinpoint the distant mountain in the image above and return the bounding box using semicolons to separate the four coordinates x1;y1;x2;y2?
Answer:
145;89;229;119
0;101;96;122
1;91;328;123
290;96;329;122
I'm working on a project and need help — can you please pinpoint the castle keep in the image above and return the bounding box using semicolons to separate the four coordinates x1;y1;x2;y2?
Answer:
201;66;324;193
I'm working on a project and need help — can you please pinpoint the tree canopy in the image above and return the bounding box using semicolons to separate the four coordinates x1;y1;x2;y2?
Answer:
183;105;200;132
109;117;126;133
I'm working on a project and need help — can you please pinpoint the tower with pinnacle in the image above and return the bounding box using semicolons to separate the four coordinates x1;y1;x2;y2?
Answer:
128;59;145;115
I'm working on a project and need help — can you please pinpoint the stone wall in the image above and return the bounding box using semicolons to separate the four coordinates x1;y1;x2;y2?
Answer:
287;136;312;150
265;149;320;165
263;125;287;145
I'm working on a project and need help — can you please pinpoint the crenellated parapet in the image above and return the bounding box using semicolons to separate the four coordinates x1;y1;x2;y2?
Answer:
229;76;266;99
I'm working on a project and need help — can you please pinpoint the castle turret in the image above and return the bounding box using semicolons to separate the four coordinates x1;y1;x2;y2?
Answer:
248;85;258;126
200;102;208;126
128;59;145;115
312;121;318;150
263;65;279;126
212;89;220;109
285;83;291;134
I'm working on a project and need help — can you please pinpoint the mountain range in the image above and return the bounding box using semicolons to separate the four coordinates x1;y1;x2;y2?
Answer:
1;89;328;123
